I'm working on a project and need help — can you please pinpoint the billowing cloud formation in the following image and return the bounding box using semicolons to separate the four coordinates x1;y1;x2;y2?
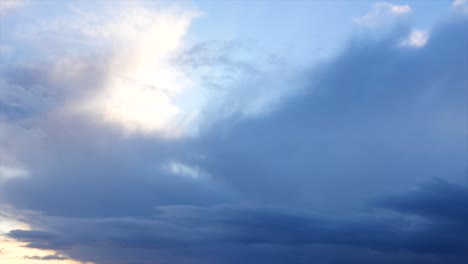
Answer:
0;1;467;264
72;6;198;136
0;3;288;139
400;30;429;47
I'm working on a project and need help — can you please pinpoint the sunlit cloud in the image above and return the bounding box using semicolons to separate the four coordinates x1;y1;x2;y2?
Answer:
353;2;411;26
0;1;467;263
400;30;429;48
1;209;88;264
69;6;199;137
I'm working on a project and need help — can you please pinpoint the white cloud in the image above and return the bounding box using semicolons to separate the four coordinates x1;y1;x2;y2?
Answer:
353;2;411;26
400;30;429;48
452;0;468;14
165;161;208;179
0;0;25;16
61;6;200;137
1;2;295;139
0;165;28;184
452;0;467;7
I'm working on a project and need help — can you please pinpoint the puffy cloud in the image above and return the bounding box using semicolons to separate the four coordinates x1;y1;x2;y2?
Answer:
165;161;209;179
400;30;429;48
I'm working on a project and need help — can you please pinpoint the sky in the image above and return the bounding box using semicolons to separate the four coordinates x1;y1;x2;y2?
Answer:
0;0;467;263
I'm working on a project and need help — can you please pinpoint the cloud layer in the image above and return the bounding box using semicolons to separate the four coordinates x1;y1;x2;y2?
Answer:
1;1;467;263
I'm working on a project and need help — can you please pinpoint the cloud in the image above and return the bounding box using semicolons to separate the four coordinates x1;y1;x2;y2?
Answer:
452;0;468;14
378;179;468;222
24;254;68;260
0;0;25;16
0;150;29;186
174;40;296;131
7;196;468;263
0;3;238;218
72;6;199;137
453;0;467;8
0;3;288;139
1;2;200;137
0;165;28;185
165;161;209;179
376;179;468;256
400;30;429;47
0;2;467;264
187;16;467;210
354;2;411;26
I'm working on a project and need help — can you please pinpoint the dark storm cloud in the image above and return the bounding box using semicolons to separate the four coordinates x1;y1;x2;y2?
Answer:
189;15;468;210
0;117;235;217
375;179;468;257
378;179;468;222
8;194;468;263
1;9;467;264
9;229;57;240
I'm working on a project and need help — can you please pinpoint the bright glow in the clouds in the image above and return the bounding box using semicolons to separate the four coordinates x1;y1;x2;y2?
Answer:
74;7;198;137
0;237;88;264
0;212;86;264
1;1;467;263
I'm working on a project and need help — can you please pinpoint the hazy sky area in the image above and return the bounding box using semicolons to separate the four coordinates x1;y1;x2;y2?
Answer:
0;0;467;263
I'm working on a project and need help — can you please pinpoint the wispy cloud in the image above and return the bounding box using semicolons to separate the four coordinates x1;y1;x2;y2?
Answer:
353;2;411;26
452;0;468;13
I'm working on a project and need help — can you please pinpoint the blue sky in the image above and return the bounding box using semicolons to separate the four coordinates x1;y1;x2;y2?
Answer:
0;0;467;263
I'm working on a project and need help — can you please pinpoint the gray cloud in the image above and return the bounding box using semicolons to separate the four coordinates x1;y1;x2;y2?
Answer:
0;6;467;264
187;16;467;212
378;179;468;222
8;194;468;263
